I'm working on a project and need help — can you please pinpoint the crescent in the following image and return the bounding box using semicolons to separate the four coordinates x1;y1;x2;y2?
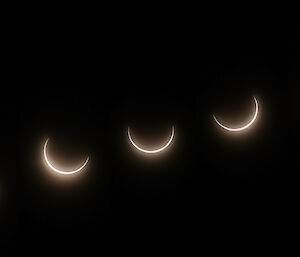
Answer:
127;126;175;154
43;138;89;175
213;96;259;132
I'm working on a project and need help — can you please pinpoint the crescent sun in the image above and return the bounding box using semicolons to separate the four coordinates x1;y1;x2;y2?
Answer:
127;126;175;154
213;96;259;132
43;138;89;175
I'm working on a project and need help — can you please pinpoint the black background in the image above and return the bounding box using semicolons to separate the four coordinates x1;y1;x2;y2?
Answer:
1;17;299;251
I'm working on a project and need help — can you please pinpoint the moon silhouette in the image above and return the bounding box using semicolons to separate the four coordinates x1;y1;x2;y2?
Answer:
213;96;259;132
43;138;89;175
127;126;175;154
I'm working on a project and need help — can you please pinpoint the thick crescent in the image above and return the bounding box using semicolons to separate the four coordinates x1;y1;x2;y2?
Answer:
43;138;89;175
213;96;259;132
127;126;175;154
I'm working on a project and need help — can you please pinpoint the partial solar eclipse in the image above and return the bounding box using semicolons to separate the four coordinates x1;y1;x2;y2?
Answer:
213;96;259;132
43;138;89;175
127;126;175;154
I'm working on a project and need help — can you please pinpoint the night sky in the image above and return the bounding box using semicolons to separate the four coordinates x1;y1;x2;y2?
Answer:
1;19;299;251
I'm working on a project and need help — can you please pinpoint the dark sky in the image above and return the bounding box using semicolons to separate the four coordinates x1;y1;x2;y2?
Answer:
1;19;299;250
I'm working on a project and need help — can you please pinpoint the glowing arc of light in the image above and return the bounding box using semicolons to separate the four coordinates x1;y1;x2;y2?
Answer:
213;96;259;132
43;138;89;175
127;126;175;154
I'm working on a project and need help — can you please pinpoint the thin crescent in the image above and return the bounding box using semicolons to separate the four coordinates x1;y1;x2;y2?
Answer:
43;138;89;175
213;96;259;132
127;126;175;154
